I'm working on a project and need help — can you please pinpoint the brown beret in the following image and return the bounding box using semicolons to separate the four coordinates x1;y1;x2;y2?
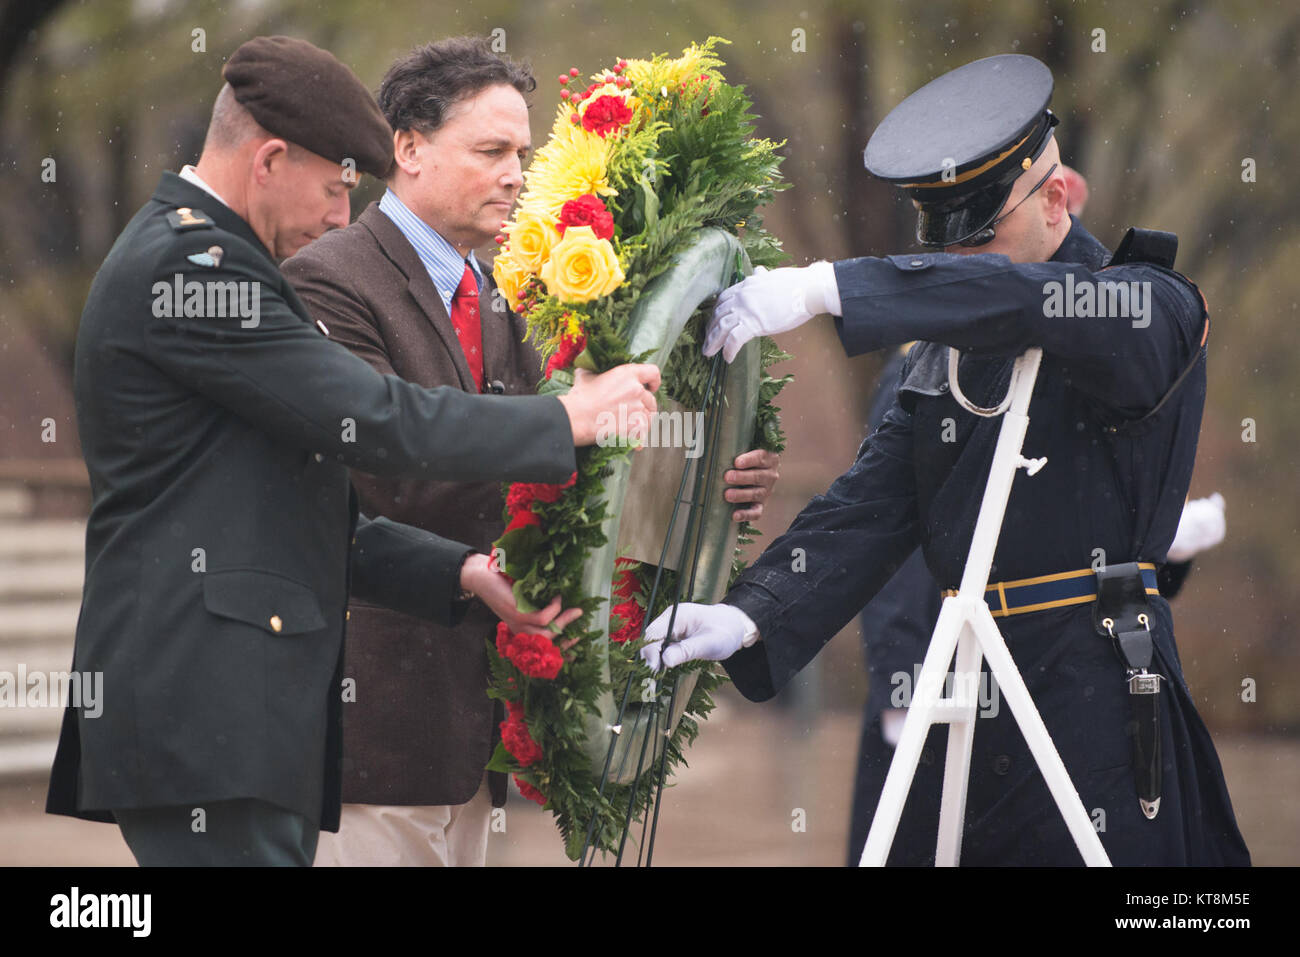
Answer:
222;35;392;178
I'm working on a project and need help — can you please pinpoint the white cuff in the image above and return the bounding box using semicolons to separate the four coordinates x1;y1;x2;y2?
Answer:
807;260;842;317
730;605;761;647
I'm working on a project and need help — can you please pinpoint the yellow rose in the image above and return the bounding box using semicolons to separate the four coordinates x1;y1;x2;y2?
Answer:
539;226;624;304
506;210;560;273
492;253;532;306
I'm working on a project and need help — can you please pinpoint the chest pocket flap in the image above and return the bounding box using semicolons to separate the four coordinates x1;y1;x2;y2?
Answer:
203;568;327;635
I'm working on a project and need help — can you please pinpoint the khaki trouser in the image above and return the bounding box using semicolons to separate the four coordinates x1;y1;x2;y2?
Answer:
313;775;493;867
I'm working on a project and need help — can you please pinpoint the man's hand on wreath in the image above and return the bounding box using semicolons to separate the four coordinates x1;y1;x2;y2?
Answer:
724;449;781;522
705;262;841;362
460;552;583;637
640;602;760;671
559;364;660;446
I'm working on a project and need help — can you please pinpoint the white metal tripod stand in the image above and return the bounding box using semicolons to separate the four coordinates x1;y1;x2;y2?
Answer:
858;347;1111;867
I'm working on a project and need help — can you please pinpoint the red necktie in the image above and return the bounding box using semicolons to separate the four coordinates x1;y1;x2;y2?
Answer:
450;263;484;392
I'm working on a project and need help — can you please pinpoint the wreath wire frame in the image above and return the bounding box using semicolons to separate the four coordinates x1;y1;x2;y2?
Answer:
566;230;758;861
579;348;736;866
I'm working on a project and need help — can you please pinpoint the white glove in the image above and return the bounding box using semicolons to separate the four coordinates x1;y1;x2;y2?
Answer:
880;708;907;748
1167;492;1226;562
639;602;760;671
705;261;842;363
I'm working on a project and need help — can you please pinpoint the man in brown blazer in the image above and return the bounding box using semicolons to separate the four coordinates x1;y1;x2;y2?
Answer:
283;37;780;865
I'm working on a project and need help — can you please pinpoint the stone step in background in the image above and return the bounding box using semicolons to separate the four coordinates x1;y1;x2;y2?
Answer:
0;484;84;780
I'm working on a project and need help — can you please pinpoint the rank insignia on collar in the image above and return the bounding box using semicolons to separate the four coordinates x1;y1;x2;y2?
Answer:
186;245;224;268
167;206;214;231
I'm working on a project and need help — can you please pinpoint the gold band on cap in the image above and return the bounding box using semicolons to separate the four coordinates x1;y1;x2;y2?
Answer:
895;128;1035;189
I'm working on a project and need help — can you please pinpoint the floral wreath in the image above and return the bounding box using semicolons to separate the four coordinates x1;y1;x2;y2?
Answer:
485;38;792;860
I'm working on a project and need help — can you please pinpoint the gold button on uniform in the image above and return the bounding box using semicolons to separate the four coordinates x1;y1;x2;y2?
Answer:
269;615;283;633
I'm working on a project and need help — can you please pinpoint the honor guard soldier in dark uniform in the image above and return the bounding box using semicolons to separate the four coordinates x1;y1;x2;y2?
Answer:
844;350;1229;865
643;54;1250;865
47;36;658;865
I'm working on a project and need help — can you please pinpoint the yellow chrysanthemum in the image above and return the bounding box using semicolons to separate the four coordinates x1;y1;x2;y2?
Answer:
514;104;615;220
623;39;723;97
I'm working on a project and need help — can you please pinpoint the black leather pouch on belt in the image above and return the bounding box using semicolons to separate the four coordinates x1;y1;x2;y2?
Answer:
1093;562;1163;820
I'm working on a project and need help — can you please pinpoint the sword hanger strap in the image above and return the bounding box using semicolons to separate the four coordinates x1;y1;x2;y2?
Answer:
1095;562;1165;817
1094;563;1158;672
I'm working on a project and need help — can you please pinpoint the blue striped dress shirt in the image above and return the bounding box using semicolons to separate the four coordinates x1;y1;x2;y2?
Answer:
378;188;483;315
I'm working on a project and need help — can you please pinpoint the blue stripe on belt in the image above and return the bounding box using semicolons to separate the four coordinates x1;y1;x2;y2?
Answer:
942;562;1159;618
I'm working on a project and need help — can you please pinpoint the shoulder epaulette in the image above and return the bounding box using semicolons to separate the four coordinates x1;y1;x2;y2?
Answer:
1106;227;1178;270
166;206;215;232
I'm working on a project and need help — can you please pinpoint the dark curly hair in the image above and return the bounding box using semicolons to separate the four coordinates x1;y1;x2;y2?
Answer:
378;36;536;136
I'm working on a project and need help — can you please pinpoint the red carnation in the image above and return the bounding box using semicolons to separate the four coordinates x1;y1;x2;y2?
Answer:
557;194;615;240
530;471;578;504
506;482;536;514
514;775;547;806
544;331;588;379
610;598;645;644
527;483;561;504
500;700;544;767
581;94;633;137
507;473;577;512
499;628;564;679
612;559;639;600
